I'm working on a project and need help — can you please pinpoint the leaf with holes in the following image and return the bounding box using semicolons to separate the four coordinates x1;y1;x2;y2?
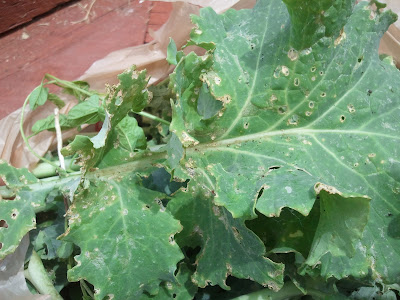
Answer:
60;173;183;299
168;188;285;291
170;0;400;287
0;161;67;258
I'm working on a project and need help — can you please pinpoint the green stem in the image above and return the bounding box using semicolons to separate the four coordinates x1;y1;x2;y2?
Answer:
20;91;65;174
137;111;170;125
24;250;63;300
45;74;93;97
80;280;95;299
32;158;80;178
0;172;81;202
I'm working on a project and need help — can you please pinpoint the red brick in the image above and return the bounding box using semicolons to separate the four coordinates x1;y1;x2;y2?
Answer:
150;1;172;13
0;0;73;34
148;12;170;25
0;0;151;118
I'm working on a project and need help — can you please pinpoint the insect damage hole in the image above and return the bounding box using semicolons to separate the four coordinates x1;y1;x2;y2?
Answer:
0;220;9;228
243;122;249;129
169;235;176;245
340;115;346;122
278;106;287;114
257;187;265;200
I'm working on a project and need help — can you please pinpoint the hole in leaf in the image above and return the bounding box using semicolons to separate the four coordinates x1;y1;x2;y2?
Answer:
278;106;287;114
268;166;281;170
257;187;264;199
244;122;249;129
367;89;373;96
358;56;363;63
172;294;177;298
321;92;326;97
0;220;8;228
340;115;346;122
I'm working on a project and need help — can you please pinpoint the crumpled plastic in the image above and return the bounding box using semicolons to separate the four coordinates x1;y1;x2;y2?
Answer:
378;0;400;67
0;235;51;300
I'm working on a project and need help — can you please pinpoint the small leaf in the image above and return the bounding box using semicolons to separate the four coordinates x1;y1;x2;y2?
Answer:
47;93;65;108
197;83;222;120
167;38;178;65
164;132;184;170
90;111;111;149
28;85;49;111
62;80;90;101
0;161;58;258
301;183;370;277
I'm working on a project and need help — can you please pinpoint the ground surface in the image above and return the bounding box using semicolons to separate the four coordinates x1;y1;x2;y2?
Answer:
0;0;172;119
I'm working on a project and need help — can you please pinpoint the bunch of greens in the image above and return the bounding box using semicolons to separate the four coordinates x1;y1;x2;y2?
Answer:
1;0;400;299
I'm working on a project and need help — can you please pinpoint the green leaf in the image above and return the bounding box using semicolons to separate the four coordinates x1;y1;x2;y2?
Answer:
61;173;183;299
31;201;72;260
168;189;284;291
163;132;183;170
282;0;355;49
301;183;370;275
116;116;147;151
66;94;102;125
167;38;178;65
28;85;49;111
117;67;149;113
140;263;197;299
170;0;400;286
0;161;55;258
62;68;150;172
32;94;102;133
47;93;65;109
98;116;147;168
62;80;90;101
350;286;397;300
197;82;223;120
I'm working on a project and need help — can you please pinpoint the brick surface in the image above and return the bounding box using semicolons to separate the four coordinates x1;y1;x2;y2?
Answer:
150;1;172;13
0;0;174;119
144;1;172;43
0;0;74;34
0;0;152;118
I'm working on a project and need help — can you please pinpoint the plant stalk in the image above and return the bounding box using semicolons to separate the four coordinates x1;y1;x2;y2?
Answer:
24;250;63;300
136;111;171;125
20;89;64;174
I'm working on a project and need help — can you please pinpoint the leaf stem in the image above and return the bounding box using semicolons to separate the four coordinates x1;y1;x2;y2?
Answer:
20;91;65;174
24;250;63;300
45;74;94;97
137;111;171;125
80;279;95;299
